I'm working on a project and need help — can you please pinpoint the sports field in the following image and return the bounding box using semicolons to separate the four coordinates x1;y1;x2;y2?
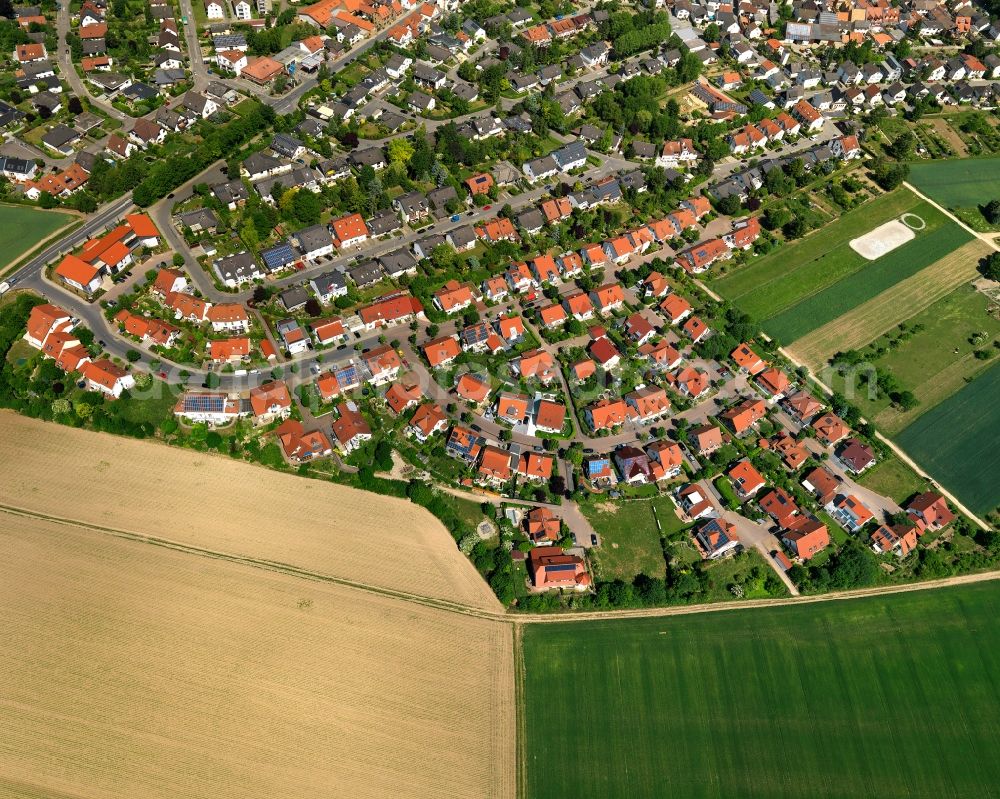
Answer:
896;361;1000;515
521;582;1000;799
908;157;1000;209
0;204;74;271
761;222;972;343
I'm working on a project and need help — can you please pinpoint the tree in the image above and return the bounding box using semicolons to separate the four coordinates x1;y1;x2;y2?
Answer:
387;137;414;167
763;205;792;230
172;252;185;267
716;194;742;216
982;199;1000;225
826;539;880;588
888;131;915;160
68;192;96;213
979;252;1000;281
892;389;919;411
872;160;909;191
126;349;141;362
782;216;806;239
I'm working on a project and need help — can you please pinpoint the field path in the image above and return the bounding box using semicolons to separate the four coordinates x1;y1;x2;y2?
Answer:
514;569;1000;623
9;496;997;629
905;181;1000;256
790;238;990;369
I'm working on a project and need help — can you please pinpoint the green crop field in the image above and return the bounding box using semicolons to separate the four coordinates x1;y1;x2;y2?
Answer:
711;190;925;311
896;361;1000;515
0;204;74;271
762;222;973;343
908;157;1000;209
521;583;1000;799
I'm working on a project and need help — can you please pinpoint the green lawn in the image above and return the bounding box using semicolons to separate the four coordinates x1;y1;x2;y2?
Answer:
856;454;928;505
825;284;1000;434
711;189;924;309
762;222;972;343
446;494;489;532
581;496;690;581
522;582;1000;799
116;380;179;426
908;156;1000;209
896;360;1000;516
0;204;75;272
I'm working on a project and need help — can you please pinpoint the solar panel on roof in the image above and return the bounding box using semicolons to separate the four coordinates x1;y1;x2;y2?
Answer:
335;365;358;385
262;243;296;271
184;395;224;413
547;564;577;572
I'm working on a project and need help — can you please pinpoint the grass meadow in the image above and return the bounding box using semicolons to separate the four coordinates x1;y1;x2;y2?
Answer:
0;204;74;271
823;284;1000;434
521;582;1000;799
856;454;929;505
581;496;691;580
896;360;1000;515
908;157;1000;209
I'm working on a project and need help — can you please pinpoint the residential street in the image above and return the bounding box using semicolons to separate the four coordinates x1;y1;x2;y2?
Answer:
55;0;127;123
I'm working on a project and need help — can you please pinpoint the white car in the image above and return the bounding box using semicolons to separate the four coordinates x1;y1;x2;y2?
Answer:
0;281;10;296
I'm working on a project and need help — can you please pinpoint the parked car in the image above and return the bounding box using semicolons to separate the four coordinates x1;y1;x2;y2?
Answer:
450;214;461;222
591;534;599;546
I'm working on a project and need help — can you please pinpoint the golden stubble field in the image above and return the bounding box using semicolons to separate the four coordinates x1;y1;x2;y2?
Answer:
0;412;499;613
0;510;516;799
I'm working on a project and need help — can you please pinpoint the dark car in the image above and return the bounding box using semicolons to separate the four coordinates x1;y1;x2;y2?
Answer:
591;534;599;547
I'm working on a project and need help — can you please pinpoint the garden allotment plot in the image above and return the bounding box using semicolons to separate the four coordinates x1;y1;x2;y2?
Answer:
522;583;1000;799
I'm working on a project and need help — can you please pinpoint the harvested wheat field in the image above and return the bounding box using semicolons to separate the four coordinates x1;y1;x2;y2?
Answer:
0;412;499;613
789;239;989;369
0;509;516;799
